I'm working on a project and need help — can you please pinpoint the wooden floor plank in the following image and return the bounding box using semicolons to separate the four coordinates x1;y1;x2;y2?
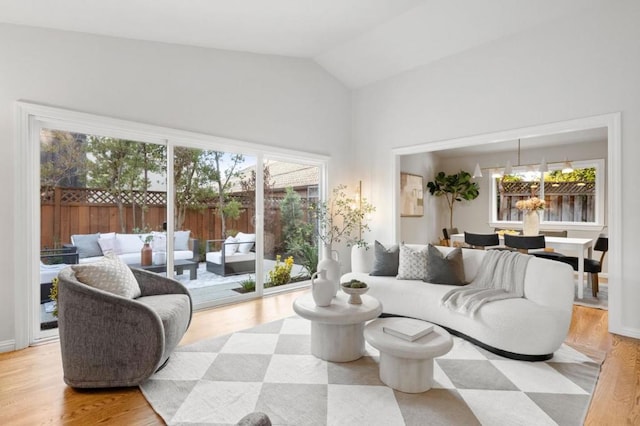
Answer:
0;291;637;425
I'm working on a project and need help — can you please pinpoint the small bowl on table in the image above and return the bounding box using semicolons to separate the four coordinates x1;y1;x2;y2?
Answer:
341;281;369;304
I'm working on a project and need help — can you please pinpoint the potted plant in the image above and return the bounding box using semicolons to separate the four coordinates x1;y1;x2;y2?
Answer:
426;170;479;231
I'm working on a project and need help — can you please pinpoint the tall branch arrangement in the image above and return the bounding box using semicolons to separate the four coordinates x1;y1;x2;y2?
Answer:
314;184;375;248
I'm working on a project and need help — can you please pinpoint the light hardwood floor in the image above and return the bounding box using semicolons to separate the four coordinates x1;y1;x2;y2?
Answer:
0;289;637;425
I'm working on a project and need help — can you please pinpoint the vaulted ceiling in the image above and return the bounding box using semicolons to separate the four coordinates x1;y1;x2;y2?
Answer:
0;0;612;88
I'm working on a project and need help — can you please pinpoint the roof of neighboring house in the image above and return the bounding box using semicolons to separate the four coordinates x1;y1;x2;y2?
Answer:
229;160;319;193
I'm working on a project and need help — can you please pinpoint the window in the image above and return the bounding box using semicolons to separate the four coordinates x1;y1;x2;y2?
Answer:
490;159;604;229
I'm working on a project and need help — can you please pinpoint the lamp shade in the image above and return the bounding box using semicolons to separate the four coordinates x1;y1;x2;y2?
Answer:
473;163;483;178
562;160;574;174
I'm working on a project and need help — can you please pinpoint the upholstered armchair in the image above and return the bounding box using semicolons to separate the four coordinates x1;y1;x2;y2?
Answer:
57;263;192;388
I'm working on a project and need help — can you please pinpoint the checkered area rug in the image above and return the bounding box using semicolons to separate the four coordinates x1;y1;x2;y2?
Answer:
140;316;603;426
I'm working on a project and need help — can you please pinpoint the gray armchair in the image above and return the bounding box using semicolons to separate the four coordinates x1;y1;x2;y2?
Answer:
57;267;192;388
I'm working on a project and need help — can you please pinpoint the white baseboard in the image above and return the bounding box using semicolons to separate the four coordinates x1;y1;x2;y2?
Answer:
0;339;16;353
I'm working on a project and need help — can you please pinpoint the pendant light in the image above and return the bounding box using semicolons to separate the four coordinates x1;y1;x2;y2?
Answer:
472;162;483;178
562;158;574;174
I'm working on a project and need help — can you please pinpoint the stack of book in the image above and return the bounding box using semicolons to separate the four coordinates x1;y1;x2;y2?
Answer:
382;320;434;342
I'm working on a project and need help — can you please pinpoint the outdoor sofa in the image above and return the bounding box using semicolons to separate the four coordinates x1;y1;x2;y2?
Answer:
206;232;256;276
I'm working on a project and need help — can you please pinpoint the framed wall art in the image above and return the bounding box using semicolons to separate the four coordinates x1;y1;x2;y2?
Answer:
400;172;424;217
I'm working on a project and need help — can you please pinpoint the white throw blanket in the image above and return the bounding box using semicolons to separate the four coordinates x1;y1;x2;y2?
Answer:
441;250;532;316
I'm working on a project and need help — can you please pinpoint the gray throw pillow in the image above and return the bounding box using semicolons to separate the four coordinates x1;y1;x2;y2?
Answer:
71;233;102;258
424;244;466;285
370;241;400;276
397;244;428;280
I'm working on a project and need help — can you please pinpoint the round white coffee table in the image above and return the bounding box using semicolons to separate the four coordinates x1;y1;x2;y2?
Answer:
293;292;382;362
364;317;453;393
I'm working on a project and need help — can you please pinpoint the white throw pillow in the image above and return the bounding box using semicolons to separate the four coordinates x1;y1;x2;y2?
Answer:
235;232;256;254
223;236;238;256
397;244;427;280
174;230;191;251
151;231;167;252
71;253;141;298
97;236;116;255
115;234;145;254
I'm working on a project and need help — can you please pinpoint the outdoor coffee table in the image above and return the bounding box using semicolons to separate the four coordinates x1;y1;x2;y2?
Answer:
364;317;453;393
129;259;199;280
293;292;382;362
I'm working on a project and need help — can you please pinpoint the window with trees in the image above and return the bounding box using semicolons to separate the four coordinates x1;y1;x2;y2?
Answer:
491;159;604;227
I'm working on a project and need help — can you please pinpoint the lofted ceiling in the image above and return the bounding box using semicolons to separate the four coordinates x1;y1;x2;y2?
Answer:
0;0;612;88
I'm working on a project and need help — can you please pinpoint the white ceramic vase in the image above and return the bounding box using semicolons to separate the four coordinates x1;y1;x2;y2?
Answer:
350;245;373;273
317;245;340;296
311;269;334;307
523;210;540;236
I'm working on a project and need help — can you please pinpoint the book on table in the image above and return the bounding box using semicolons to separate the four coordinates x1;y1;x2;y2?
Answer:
383;321;434;342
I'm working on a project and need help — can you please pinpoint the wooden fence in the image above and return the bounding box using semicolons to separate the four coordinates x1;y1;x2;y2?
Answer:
41;187;313;254
497;181;596;222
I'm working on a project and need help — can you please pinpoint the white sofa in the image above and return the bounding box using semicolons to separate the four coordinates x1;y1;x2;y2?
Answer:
68;231;198;265
341;244;575;360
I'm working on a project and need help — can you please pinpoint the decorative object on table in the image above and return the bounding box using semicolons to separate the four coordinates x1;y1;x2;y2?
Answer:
341;279;369;304
382;320;433;342
400;172;424;217
426;170;479;230
153;251;167;265
516;196;545;236
311;269;334;307
314;184;375;294
140;235;153;266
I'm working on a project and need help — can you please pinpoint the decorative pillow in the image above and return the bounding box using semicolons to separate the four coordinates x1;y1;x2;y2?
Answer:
115;233;145;255
97;236;116;255
397;244;428;280
71;233;102;258
235;232;256;254
71;253;141;298
223;236;238;256
369;241;400;276
424;244;466;285
174;230;191;251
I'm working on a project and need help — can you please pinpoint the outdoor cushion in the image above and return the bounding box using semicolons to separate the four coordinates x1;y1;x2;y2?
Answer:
71;233;102;258
71;253;141;298
206;251;255;264
235;232;256;254
174;231;191;251
115;233;145;254
97;235;116;255
224;236;238;256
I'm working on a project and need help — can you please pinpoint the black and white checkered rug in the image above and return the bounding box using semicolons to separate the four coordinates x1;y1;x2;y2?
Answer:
140;316;603;425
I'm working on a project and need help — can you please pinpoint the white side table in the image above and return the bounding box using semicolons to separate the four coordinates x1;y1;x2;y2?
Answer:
364;317;453;393
293;292;382;362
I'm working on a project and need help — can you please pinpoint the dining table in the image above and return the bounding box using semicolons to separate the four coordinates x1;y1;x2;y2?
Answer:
450;233;594;299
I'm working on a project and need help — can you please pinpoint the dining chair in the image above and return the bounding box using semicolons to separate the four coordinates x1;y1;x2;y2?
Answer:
464;232;500;250
559;236;608;297
503;234;547;254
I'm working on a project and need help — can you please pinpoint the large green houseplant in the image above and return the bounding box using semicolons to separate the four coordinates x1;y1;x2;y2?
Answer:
426;170;479;230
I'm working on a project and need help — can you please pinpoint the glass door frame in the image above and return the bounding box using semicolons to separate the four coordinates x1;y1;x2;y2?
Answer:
15;102;328;347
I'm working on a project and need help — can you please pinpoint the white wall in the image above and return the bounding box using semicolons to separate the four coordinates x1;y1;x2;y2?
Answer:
352;1;640;333
0;24;352;347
